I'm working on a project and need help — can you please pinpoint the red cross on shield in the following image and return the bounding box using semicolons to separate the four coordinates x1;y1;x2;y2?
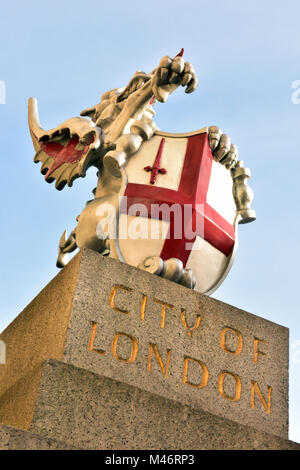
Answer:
118;128;237;294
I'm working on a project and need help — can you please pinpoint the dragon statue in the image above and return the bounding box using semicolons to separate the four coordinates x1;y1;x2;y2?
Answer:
28;50;255;294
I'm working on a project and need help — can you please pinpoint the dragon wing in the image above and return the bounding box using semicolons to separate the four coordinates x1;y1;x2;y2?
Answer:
28;98;102;190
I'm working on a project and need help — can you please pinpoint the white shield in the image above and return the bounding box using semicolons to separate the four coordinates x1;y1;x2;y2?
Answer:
116;128;238;294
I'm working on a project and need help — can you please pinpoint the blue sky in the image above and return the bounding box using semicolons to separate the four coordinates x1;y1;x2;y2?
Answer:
1;0;300;442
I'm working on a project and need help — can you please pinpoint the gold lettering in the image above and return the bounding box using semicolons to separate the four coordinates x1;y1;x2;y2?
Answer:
220;327;243;355
253;337;267;363
153;298;174;328
147;343;171;378
111;332;138;363
140;294;147;321
218;370;242;402
88;322;106;355
109;285;133;314
251;381;272;414
181;309;201;338
182;356;209;388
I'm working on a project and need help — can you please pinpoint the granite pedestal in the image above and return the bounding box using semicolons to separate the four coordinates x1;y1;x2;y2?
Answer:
0;248;298;450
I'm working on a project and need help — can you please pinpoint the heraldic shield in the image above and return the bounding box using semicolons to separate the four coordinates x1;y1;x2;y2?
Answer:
114;128;238;295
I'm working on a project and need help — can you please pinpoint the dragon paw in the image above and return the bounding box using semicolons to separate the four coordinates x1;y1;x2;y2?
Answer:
138;256;196;290
153;54;198;103
208;126;238;170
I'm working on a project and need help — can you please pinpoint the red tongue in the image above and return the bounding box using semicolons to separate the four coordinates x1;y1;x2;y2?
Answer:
175;48;184;57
